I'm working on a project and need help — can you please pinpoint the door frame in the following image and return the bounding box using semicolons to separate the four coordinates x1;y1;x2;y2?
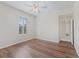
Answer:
59;14;74;45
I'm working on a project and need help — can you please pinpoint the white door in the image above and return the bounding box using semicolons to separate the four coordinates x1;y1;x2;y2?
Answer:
59;14;73;42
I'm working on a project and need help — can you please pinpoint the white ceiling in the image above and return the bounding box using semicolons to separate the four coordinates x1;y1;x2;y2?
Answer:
3;1;74;16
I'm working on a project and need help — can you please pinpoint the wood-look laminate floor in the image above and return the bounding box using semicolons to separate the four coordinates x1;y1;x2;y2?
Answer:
0;39;78;58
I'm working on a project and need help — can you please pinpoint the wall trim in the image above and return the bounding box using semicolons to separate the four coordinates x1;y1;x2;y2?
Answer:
0;37;34;49
36;37;59;43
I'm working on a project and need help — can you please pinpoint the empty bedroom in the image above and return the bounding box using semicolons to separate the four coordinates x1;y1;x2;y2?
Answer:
0;0;78;58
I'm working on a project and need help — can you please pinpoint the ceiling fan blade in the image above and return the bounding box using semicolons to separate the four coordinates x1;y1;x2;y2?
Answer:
40;6;48;8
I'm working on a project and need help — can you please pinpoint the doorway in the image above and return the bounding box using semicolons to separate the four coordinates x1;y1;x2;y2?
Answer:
59;14;74;45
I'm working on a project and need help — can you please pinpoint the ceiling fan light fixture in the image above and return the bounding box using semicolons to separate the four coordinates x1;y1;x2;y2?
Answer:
25;1;47;13
31;3;40;13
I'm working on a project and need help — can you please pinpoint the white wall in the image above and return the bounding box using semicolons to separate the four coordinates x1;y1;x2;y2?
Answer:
74;2;79;56
0;3;35;48
58;8;73;16
36;7;74;43
36;11;59;43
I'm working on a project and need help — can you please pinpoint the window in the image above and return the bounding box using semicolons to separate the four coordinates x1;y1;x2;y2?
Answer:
19;16;27;34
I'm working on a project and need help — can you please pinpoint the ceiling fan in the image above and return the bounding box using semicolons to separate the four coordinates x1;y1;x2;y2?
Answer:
24;1;48;13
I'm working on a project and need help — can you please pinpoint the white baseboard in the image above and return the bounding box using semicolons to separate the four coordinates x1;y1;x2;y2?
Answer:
36;36;59;43
74;44;79;56
0;37;34;49
0;36;59;49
